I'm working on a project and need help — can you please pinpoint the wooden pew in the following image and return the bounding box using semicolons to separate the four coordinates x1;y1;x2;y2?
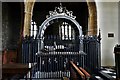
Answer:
79;67;91;80
70;61;85;80
2;49;17;64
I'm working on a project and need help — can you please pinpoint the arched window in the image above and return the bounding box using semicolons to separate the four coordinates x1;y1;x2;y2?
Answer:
30;20;37;39
59;22;75;40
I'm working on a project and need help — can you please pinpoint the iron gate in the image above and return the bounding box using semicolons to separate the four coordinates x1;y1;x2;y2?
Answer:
22;35;101;79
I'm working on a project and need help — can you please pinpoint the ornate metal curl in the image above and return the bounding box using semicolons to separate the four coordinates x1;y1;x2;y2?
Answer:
46;3;76;19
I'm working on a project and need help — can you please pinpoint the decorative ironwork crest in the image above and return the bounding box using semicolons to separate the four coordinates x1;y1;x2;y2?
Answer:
46;3;76;19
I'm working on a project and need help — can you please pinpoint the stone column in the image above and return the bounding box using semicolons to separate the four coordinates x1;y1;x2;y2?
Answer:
86;1;97;36
23;0;35;37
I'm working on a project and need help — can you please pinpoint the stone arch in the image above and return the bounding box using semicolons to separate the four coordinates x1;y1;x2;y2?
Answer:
86;1;97;35
23;1;97;37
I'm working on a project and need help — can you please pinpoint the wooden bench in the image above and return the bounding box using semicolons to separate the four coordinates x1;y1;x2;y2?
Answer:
69;61;91;80
79;67;91;80
70;61;85;80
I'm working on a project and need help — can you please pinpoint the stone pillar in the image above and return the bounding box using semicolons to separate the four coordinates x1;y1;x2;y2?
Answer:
86;1;97;36
23;0;35;37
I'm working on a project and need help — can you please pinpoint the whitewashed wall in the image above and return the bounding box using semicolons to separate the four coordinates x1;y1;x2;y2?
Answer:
96;2;119;66
119;2;120;44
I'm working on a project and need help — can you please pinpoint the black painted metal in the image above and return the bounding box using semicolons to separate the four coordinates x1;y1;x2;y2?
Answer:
22;36;38;63
114;44;120;79
83;36;101;73
22;35;101;79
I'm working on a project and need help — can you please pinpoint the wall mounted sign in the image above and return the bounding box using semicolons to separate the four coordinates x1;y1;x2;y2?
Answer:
108;33;114;37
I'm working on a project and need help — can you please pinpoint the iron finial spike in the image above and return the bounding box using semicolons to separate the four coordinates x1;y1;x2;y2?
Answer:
60;2;62;6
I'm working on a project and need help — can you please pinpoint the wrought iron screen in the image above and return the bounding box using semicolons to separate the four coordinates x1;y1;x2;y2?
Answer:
22;35;101;79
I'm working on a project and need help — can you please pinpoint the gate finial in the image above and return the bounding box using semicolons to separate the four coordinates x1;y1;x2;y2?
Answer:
98;28;101;42
60;2;62;7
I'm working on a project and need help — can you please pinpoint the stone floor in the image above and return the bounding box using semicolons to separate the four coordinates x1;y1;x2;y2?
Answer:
94;67;116;80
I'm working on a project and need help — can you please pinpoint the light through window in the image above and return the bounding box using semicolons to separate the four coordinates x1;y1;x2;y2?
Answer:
30;20;37;39
59;22;75;40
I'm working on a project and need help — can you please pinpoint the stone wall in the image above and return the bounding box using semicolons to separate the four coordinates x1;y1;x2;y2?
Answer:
0;1;2;51
2;2;22;50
